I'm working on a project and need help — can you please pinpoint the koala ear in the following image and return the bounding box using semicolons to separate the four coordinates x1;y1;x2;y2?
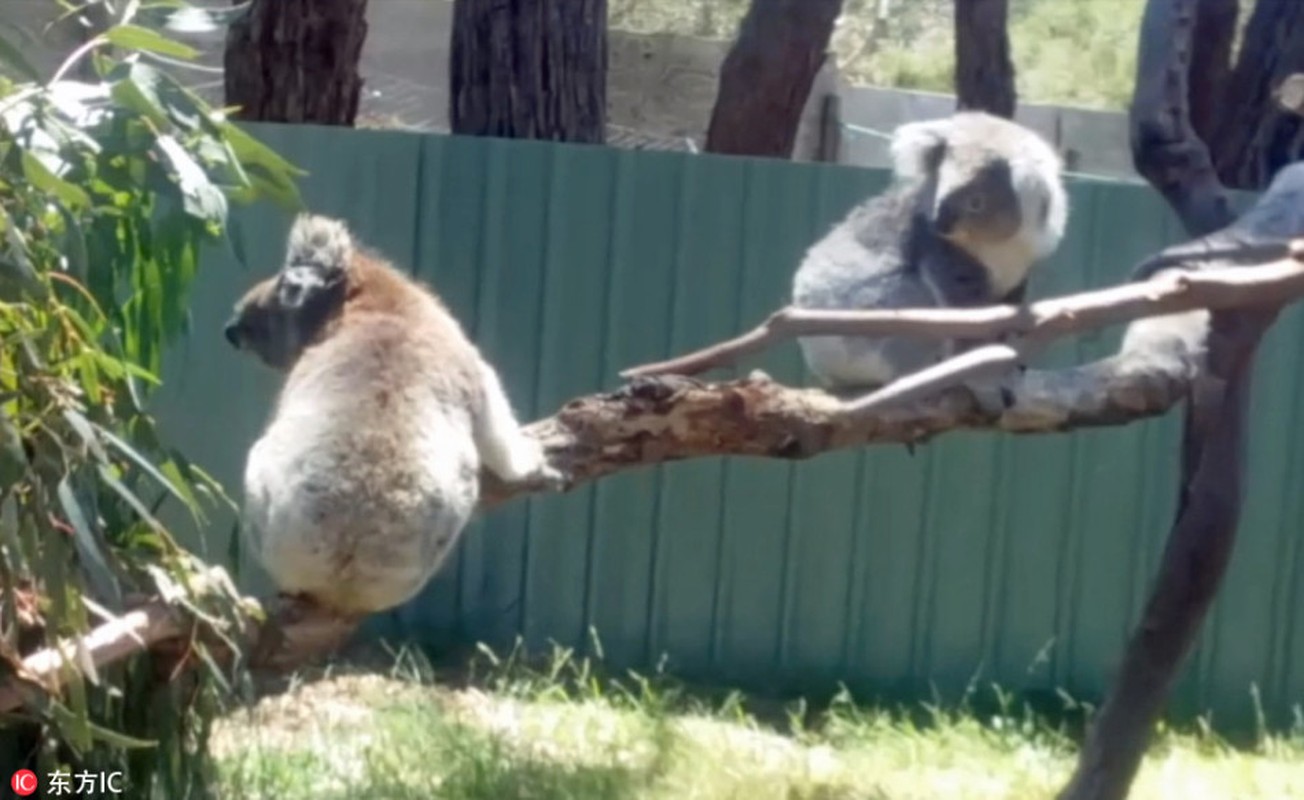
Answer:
275;263;345;311
890;118;949;181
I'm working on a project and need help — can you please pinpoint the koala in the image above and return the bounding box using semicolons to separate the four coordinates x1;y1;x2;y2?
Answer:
790;111;1069;405
224;214;564;617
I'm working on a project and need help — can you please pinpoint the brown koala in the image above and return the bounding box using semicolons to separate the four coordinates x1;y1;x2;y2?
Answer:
225;214;564;616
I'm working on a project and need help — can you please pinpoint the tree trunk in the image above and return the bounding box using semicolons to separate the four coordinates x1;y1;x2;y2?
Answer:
704;0;844;158
449;0;608;143
953;0;1016;118
223;0;369;125
1187;0;1239;145
1059;0;1279;797
1209;0;1304;189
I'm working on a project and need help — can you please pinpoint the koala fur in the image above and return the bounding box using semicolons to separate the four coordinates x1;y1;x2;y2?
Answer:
225;214;563;616
791;111;1069;394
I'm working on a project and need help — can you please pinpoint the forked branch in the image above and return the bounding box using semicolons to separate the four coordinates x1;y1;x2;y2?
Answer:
621;243;1301;381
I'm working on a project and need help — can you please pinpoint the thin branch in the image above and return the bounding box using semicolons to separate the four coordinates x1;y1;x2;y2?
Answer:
841;342;1024;413
0;600;184;711
0;571;364;714
623;244;1304;381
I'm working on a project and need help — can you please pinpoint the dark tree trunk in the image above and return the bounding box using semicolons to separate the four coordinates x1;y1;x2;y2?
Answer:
1187;0;1238;145
449;0;608;143
1059;0;1289;797
704;0;844;158
1209;0;1304;189
953;0;1016;118
224;0;369;125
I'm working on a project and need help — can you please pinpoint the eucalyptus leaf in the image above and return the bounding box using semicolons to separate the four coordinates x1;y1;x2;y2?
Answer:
21;150;90;211
98;426;194;513
85;718;159;749
63;409;109;463
220;122;307;210
0;413;27;489
104;24;199;61
47;697;95;755
57;206;90;278
97;463;165;532
108;68;169;128
109;61;209;134
0;1;305;773
155;134;228;223
0;215;47;301
57;476;124;608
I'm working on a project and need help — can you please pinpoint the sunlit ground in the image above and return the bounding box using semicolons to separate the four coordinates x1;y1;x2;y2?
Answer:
212;643;1304;800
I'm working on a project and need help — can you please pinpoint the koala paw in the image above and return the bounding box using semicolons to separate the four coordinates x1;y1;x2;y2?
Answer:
533;461;571;493
967;378;1017;417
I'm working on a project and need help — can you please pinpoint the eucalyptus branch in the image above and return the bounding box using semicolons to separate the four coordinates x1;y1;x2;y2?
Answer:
622;241;1304;381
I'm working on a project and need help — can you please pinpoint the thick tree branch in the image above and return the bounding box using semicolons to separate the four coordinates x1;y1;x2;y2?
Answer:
481;349;1198;511
1061;0;1276;797
1208;0;1304;189
1187;0;1238;145
1129;0;1235;233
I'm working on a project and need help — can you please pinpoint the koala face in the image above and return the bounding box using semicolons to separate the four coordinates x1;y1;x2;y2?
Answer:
224;263;347;370
931;157;1023;247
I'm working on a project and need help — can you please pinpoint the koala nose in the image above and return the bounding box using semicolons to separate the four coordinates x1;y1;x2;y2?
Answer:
223;319;241;348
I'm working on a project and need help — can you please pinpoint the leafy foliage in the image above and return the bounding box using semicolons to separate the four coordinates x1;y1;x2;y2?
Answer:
0;0;301;793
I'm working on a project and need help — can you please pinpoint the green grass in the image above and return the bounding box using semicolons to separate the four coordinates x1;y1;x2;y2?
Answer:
212;641;1304;799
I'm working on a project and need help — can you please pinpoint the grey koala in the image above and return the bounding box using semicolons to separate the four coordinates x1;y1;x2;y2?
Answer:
790;111;1070;404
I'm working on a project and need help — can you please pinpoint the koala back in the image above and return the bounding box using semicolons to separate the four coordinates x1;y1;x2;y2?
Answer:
791;175;1025;388
240;228;491;615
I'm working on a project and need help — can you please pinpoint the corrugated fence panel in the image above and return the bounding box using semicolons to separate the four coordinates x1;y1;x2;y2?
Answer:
148;122;1304;730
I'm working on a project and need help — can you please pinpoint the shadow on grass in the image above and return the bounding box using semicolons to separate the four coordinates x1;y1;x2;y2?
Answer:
330;635;1098;746
218;693;677;800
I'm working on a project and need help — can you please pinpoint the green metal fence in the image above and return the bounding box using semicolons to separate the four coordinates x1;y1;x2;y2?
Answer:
150;122;1304;730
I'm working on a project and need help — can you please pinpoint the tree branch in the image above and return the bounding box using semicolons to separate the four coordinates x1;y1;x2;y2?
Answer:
622;244;1304;382
1128;0;1235;232
1060;0;1267;797
0;571;366;714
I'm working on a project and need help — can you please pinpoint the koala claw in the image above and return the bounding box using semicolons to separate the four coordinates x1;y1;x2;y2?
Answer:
536;463;571;493
967;378;1016;417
